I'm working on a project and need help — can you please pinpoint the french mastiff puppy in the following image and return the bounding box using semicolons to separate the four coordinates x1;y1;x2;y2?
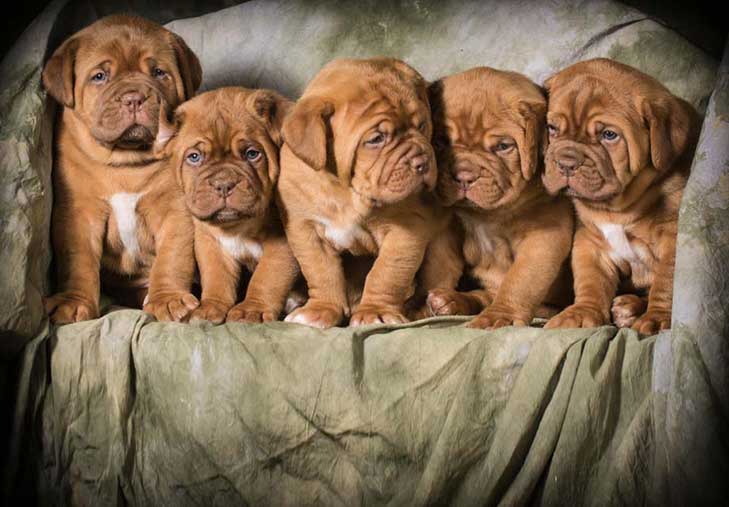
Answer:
156;87;300;323
42;15;202;323
419;67;574;328
278;58;443;328
542;58;701;334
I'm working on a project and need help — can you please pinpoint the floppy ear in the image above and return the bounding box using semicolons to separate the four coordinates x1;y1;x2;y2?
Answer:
247;89;293;147
640;95;697;172
42;37;80;108
165;31;202;101
281;96;334;170
517;100;547;180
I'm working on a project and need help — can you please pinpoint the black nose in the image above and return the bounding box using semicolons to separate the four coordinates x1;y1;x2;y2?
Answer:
121;92;146;112
211;178;238;197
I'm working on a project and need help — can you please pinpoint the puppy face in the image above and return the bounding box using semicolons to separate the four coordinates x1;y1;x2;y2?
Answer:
282;58;436;206
429;67;546;210
157;87;291;224
542;58;696;205
42;15;201;157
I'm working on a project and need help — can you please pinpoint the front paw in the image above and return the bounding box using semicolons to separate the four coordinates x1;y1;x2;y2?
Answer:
426;288;481;316
611;294;647;328
44;292;98;324
143;292;199;322
467;305;528;329
544;304;609;329
227;300;279;323
190;299;230;324
631;309;671;335
284;301;344;329
350;304;408;327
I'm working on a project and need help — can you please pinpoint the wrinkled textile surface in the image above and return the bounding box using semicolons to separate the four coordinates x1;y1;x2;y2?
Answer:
2;0;728;505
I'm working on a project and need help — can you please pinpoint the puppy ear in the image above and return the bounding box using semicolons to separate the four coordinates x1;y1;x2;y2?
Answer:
517;100;547;180
281;96;334;170
640;95;697;172
42;37;80;108
165;31;202;101
247;90;294;147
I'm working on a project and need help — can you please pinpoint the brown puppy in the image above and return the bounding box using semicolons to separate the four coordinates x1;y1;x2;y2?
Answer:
542;58;701;334
278;58;443;328
419;67;573;328
156;87;299;323
42;15;202;323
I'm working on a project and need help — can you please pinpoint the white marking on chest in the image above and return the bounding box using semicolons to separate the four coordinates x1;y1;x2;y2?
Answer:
109;192;143;255
315;216;363;250
217;235;263;261
598;223;640;264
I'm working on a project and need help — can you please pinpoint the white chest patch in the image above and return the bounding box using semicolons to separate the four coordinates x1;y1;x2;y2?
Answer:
598;223;641;265
109;192;143;255
316;216;363;250
218;235;263;261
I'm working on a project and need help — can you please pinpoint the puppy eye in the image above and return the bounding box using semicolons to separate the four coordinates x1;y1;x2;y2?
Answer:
601;129;619;142
495;142;513;153
90;71;107;84
365;132;386;147
185;150;203;166
152;68;167;79
547;124;559;136
245;148;262;161
417;121;427;133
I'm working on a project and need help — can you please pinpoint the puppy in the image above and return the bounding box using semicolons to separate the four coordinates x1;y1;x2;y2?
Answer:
42;15;202;323
155;87;300;324
419;67;574;328
278;58;443;328
542;58;701;334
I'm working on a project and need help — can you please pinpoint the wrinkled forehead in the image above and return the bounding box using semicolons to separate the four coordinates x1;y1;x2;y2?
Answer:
177;102;266;148
76;27;174;71
548;75;635;126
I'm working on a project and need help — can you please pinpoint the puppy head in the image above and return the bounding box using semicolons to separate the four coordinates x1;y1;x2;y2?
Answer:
542;58;698;206
42;15;201;162
282;58;436;206
156;87;291;225
429;67;546;210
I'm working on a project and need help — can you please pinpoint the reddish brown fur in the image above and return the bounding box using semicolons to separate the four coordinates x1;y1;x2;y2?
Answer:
42;15;202;323
542;58;701;334
278;58;447;328
157;87;300;323
418;67;574;328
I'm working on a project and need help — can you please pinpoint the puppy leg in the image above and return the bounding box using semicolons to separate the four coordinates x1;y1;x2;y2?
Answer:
350;226;428;326
144;210;199;322
228;235;299;323
632;231;676;334
469;225;571;329
45;204;106;323
426;289;491;317
284;221;347;328
190;227;240;324
545;226;618;329
611;294;647;328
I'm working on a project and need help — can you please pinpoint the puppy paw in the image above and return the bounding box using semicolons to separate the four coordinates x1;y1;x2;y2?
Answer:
631;309;671;335
44;292;98;324
144;292;199;322
190;299;230;324
426;289;480;316
611;294;647;328
227;301;278;323
467;306;528;329
350;305;408;327
284;302;343;329
544;304;608;329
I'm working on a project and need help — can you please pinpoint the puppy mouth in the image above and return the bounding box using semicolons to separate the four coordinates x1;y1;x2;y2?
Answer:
115;124;154;149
